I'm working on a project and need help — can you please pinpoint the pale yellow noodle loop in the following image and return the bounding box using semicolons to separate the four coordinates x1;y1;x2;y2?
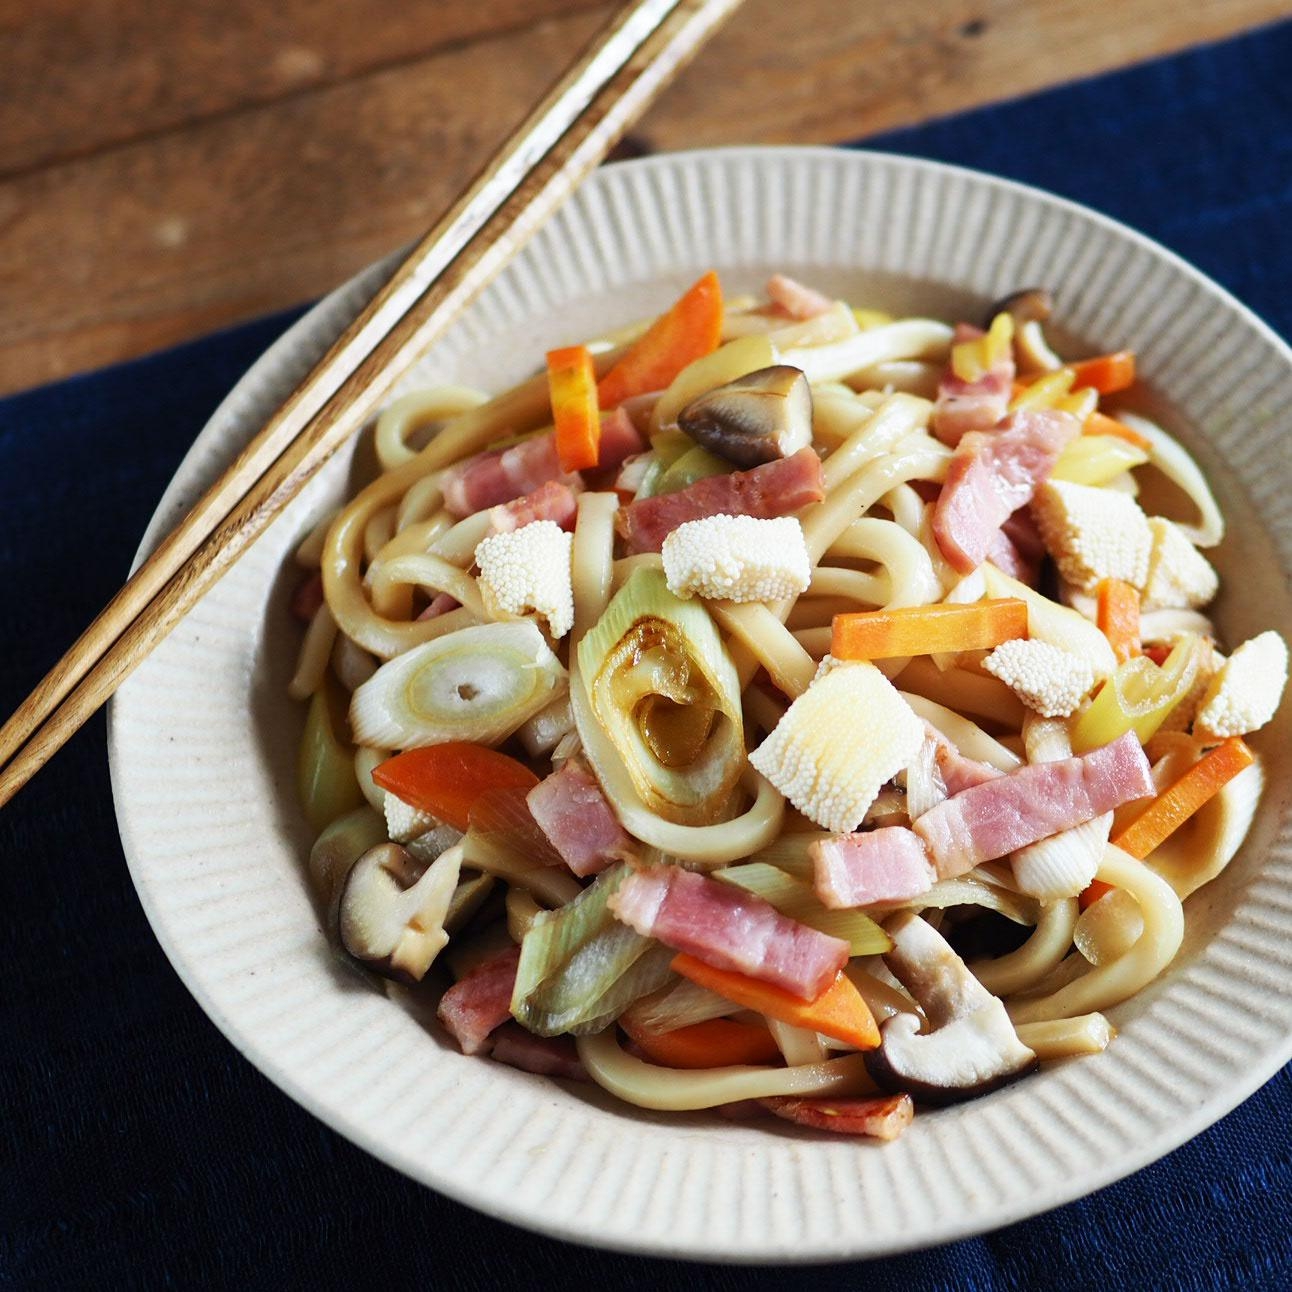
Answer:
880;483;925;536
973;897;1079;997
708;601;817;698
294;508;339;568
322;367;568;658
827;517;942;609
805;569;887;608
368;553;486;623
395;474;446;530
1008;846;1184;1023
287;604;338;700
811;387;887;448
899;692;1021;771
367;512;454;618
374;386;489;472
820;393;933;491
362;505;398;564
571;492;619;642
576;1030;876;1110
1014;1014;1114;1060
896;657;1027;730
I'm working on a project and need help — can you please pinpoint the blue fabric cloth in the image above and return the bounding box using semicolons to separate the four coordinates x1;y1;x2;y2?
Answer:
4;20;1292;1290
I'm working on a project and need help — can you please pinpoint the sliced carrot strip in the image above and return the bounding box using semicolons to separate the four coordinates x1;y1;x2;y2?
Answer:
1083;410;1152;450
620;1017;781;1069
1079;879;1113;910
597;271;724;409
1066;351;1136;395
671;953;880;1051
1097;577;1142;664
547;344;601;472
1112;737;1254;861
831;599;1028;661
371;743;538;832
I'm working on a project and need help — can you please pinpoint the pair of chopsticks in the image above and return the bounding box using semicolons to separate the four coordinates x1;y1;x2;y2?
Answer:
0;0;744;809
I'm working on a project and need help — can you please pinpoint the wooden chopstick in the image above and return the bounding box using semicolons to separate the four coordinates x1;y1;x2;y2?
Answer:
0;0;744;809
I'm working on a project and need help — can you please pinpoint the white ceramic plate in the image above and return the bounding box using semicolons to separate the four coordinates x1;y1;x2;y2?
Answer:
109;147;1292;1262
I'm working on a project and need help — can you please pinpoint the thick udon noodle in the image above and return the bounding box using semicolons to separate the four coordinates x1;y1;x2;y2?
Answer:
291;293;1266;1109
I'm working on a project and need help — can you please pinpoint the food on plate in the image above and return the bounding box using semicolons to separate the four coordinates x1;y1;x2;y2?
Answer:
287;271;1286;1141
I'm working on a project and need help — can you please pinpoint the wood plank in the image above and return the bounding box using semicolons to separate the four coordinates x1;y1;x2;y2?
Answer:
0;0;602;176
0;0;1284;395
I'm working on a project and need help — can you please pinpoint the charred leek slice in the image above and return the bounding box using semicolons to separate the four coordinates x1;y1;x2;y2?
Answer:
577;567;744;825
511;863;673;1035
713;862;891;954
350;620;566;750
1070;634;1207;754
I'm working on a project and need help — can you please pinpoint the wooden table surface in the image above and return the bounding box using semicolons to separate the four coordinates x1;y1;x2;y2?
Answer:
1;0;1286;398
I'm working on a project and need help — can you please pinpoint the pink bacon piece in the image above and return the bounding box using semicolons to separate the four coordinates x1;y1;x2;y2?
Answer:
489;1023;589;1082
526;760;635;878
616;447;825;554
608;865;848;1001
761;1093;914;1140
912;731;1155;877
766;273;835;320
289;571;324;622
931;323;1016;447
811;828;936;910
931;408;1079;575
923;722;1003;796
986;505;1047;586
436;944;521;1055
487;480;579;534
442;410;643;517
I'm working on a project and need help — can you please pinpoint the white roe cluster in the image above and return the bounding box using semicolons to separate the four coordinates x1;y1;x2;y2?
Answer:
1142;517;1219;610
983;638;1097;718
1195;631;1289;739
661;514;811;603
1032;479;1153;593
749;660;924;832
474;520;575;639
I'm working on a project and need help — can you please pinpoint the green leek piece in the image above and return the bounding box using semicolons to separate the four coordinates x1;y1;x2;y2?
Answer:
652;334;778;430
1051;434;1149;487
653;444;732;496
511;864;674;1035
577;567;744;825
713;862;891;955
298;684;364;834
1071;634;1207;754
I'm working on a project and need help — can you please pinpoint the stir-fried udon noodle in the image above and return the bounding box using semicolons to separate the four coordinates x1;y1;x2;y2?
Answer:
290;271;1287;1139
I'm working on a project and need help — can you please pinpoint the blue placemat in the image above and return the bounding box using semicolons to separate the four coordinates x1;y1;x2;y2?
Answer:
4;20;1292;1290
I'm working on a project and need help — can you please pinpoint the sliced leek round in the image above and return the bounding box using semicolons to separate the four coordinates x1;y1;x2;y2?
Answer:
350;620;566;750
577;567;744;825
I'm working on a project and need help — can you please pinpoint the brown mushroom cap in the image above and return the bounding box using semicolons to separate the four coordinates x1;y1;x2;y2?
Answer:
338;841;461;983
984;287;1053;329
677;365;813;468
864;912;1037;1105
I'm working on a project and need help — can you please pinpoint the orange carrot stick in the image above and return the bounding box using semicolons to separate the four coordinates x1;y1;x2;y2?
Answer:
547;344;601;472
1097;578;1142;664
597;271;724;409
620;1017;782;1069
671;953;880;1050
1066;351;1136;395
371;743;538;831
831;599;1029;661
1083;410;1152;450
1112;737;1255;861
1078;879;1113;910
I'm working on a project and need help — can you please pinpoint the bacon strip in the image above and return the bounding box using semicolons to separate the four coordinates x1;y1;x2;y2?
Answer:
608;865;848;1001
442;411;643;517
487;480;579;534
616;447;825;554
436;945;520;1055
811;828;935;909
527;760;634;878
766;273;834;320
986;505;1047;586
489;1023;589;1082
912;731;1154;877
931;409;1079;574
761;1093;914;1140
931;322;1016;447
